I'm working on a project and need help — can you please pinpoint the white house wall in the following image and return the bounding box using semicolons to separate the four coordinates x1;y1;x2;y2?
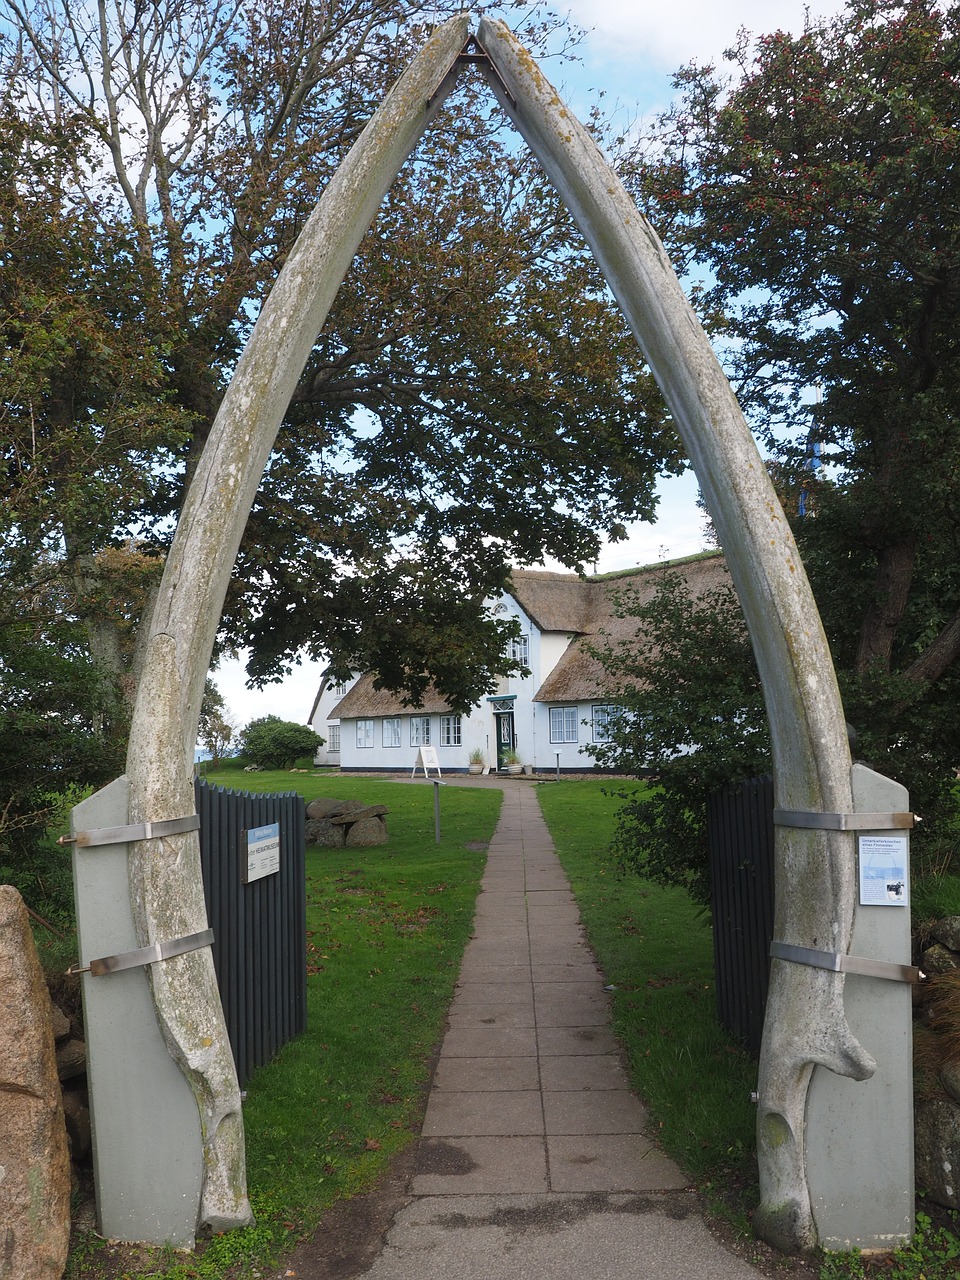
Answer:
305;592;618;773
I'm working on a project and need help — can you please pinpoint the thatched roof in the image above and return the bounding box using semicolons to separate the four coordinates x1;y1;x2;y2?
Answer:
524;553;730;703
329;673;454;720
318;552;731;717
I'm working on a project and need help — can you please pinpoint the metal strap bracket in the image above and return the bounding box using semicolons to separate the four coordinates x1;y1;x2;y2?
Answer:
67;927;214;978
59;814;200;848
770;940;923;985
773;809;917;831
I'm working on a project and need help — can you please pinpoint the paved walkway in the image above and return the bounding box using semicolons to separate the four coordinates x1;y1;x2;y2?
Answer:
346;779;770;1280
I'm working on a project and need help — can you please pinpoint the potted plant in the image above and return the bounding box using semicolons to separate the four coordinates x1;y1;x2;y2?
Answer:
501;749;523;775
468;749;485;775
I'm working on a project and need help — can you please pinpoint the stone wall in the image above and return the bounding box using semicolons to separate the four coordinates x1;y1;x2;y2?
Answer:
914;915;960;1209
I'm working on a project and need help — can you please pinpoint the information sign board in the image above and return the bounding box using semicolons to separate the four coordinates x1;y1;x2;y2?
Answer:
244;822;280;884
858;834;908;906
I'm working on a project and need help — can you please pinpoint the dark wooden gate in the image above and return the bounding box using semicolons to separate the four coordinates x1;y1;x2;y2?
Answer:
707;775;775;1053
195;778;307;1087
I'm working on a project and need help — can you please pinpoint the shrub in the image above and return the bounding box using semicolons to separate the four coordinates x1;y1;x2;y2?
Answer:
240;716;323;770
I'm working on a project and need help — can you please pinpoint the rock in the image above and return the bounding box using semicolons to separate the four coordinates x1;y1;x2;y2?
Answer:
915;1096;960;1210
329;804;389;825
932;917;960;952
61;1086;92;1162
305;818;345;848
49;1001;71;1043
306;798;363;820
942;1060;960;1105
55;1038;86;1082
922;942;960;976
0;885;71;1279
345;816;388;847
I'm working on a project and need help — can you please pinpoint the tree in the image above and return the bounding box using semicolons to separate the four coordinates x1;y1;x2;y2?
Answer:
607;0;960;866
0;0;680;718
591;567;769;905
240;716;323;769
198;679;240;767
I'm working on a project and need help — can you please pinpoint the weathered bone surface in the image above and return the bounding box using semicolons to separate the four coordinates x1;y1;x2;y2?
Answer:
122;14;471;1234
476;17;872;1252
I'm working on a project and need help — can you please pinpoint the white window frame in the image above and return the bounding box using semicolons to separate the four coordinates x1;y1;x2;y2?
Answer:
382;717;401;748
549;706;579;744
592;704;620;743
410;716;431;746
439;714;462;747
510;633;530;666
328;724;341;753
357;718;375;749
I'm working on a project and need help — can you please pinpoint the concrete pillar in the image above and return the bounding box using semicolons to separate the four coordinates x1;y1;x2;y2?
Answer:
71;779;203;1246
805;763;914;1251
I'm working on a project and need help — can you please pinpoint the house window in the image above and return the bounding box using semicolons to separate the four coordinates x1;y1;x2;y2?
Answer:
333;678;349;696
382;717;401;748
440;714;462;746
592;705;620;743
549;706;579;744
510;633;529;666
357;719;375;748
328;724;341;753
410;716;431;746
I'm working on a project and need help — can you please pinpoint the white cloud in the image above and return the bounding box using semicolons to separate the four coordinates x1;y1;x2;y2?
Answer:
564;0;845;69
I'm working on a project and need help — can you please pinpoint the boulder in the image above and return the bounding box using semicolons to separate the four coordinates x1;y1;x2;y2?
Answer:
61;1086;92;1162
55;1038;86;1082
931;917;960;953
0;885;71;1279
305;818;345;848
329;804;389;825
921;942;960;976
915;1096;960;1209
306;798;363;820
345;816;388;847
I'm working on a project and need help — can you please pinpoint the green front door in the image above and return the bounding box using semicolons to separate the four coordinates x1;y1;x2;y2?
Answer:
495;711;515;770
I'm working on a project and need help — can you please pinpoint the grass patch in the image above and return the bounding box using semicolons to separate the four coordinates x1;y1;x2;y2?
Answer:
536;780;758;1180
536;780;758;1189
66;772;500;1279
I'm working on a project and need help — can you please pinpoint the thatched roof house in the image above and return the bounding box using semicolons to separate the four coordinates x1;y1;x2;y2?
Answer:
311;551;729;773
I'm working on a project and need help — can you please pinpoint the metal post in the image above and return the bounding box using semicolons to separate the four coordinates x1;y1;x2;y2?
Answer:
433;779;441;844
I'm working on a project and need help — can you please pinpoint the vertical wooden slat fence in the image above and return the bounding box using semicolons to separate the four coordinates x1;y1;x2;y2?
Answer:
195;778;307;1087
707;775;775;1053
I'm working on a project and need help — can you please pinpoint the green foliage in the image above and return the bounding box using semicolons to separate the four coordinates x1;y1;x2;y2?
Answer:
602;0;960;890
589;567;769;905
1;0;680;716
819;1207;960;1280
240;716;323;770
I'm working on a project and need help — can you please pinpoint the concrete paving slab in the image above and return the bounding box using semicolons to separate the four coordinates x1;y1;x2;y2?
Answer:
422;1090;544;1136
543;1089;649;1135
534;999;610;1028
432;1056;540;1092
536;1026;621;1056
446;1003;536;1028
539;1054;630;1091
411;1137;548;1195
440;1026;538;1058
534;980;608;1001
532;962;604;983
453;982;534;1005
546;1137;690;1193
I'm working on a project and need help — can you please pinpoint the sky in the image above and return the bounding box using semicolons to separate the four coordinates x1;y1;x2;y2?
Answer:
212;0;849;729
